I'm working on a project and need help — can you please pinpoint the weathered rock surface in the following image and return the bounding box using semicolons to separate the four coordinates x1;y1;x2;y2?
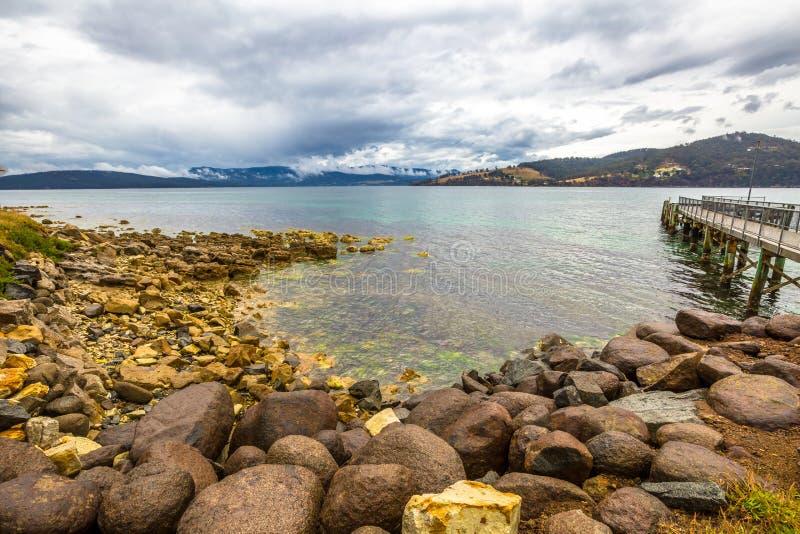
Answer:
404;388;477;436
586;431;653;477
177;464;324;534
610;389;707;432
655;423;723;450
524;430;593;484
223;445;267;476
137;440;218;493
650;441;748;486
349;424;466;493
643;332;704;356
0;473;100;534
741;316;768;337
99;462;195;534
489;391;556;418
130;382;234;461
707;374;800;430
750;358;800;388
635;352;702;391
582;406;650;443
321;464;416;534
493;472;594;520
599;337;670;378
403;480;521;534
696;353;741;385
640;481;726;512
441;401;513;478
264;434;339;489
675;309;741;340
765;313;800;341
76;465;126;500
595;487;673;534
230;389;337;453
545;510;612;534
0;436;57;482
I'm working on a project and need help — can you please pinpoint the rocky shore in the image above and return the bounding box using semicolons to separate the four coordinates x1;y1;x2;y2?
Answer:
1;212;799;533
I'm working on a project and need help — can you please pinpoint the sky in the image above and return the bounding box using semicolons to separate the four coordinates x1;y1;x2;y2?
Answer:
2;0;800;176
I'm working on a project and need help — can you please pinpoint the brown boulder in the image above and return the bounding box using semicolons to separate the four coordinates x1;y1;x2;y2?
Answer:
750;358;800;388
508;425;549;472
696;353;741;385
404;388;476;436
586;431;653;477
707;374;800;430
650;441;747;486
349;424;465;493
0;473;100;534
599;337;669;378
313;429;349;465
595;487;673;534
524;430;593;485
223;445;266;476
76;466;125;500
493;472;594;520
655;423;723;450
95;422;137;449
545;510;612;534
230;390;337;453
765;314;800;341
130;382;234;462
511;403;552;430
635;321;680;339
635;352;702;392
440;401;513;478
99;462;195;534
177;464;324;534
741;316;768;337
340;427;371;459
265;434;339;489
675;309;741;340
320;464;417;534
643;332;704;355
582;406;650;443
137;440;218;493
548;345;587;371
489;391;556;418
0;437;57;482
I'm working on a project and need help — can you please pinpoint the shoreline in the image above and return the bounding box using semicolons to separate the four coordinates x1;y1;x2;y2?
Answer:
1;212;799;532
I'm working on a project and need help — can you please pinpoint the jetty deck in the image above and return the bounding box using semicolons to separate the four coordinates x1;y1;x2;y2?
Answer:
662;195;800;313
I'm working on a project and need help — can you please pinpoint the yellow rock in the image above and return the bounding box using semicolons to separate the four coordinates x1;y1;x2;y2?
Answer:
133;345;160;361
11;382;49;400
113;451;129;467
0;368;27;399
44;441;82;476
417;251;430;258
104;297;139;315
63;436;102;456
6;325;44;344
325;375;356;390
152;312;172;327
181;344;202;356
271;363;294;385
364;408;400;436
331;393;358;423
3;353;37;369
226;343;257;367
0;428;25;441
135;357;158;366
118;360;176;390
403;480;521;534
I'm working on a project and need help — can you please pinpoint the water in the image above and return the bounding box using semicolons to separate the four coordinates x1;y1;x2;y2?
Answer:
4;186;799;386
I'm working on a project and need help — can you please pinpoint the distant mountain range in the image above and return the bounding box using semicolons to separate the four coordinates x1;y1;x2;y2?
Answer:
0;165;448;189
415;132;800;187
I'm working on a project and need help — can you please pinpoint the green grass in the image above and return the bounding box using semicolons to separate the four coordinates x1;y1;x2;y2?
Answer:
0;209;75;296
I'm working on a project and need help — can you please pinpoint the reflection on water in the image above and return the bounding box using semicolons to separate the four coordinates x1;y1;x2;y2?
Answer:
3;186;799;387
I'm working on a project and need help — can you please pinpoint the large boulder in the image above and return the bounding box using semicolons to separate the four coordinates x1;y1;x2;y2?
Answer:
76;466;125;500
599;337;669;378
582;406;650;443
655;423;723;450
675;309;741;340
643;332;704;356
635;352;702;391
765;314;800;340
508;425;549;472
0;437;57;482
696;353;741;385
349;424;465;493
741;316;768;337
440;401;513;478
707;374;800;430
750;358;800;388
130;382;234;462
321;464;416;534
95;421;137;449
223;445;266;476
595;487;673;534
137;440;218;493
493;472;594;521
488;391;555;418
99;462;195;534
0;473;100;534
609;389;706;433
586;431;653;477
404;388;476;436
650;441;748;486
230;390;337;453
524;430;593;485
264;434;339;489
177;464;324;534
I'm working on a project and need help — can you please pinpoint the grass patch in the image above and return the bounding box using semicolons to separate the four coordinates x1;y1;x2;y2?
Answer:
0;209;75;296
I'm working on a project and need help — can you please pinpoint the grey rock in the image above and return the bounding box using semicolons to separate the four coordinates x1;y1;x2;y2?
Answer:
82;303;104;317
641;481;726;512
4;282;37;300
501;358;550;385
554;385;583;408
609;389;707;433
0;399;30;430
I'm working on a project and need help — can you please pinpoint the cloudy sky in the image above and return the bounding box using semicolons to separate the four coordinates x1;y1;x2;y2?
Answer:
2;0;800;176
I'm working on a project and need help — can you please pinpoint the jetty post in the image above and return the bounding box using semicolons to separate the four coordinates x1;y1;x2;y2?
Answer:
701;225;713;261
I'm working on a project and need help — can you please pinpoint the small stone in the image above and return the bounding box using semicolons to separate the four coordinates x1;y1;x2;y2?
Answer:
640;481;726;512
104;297;139;315
24;416;61;449
223;444;267;476
113;381;154;404
44;440;83;476
82;303;104;317
655;423;723;450
402;480;521;534
545;509;612;534
596;487;673;534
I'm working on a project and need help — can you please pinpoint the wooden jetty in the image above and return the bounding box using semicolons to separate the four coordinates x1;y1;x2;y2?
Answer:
661;195;800;314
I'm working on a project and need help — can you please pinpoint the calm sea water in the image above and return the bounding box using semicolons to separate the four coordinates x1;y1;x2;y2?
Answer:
4;187;799;386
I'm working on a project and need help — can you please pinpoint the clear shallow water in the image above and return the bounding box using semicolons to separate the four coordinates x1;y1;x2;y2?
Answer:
4;187;800;386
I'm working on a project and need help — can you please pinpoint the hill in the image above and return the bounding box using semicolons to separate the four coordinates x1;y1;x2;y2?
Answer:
0;166;445;189
415;132;800;187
